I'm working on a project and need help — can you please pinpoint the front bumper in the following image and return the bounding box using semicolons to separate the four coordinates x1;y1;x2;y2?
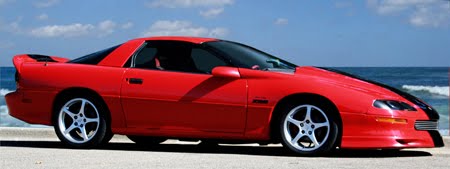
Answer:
340;107;444;149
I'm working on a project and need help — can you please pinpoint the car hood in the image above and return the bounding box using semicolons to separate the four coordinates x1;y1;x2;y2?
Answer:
294;66;398;98
294;66;439;120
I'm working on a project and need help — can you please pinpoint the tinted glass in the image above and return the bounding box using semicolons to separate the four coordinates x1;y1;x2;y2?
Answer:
191;48;227;73
133;47;158;69
132;41;229;74
69;44;121;65
205;41;296;70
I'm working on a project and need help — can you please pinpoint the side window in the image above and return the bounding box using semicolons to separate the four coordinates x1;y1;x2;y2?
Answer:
191;48;228;74
131;41;229;74
134;47;158;69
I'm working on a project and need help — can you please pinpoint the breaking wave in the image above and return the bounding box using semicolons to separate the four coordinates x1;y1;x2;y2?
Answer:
402;85;449;97
0;105;7;114
0;88;13;96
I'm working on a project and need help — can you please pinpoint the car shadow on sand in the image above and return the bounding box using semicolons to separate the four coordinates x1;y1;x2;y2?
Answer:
0;140;432;158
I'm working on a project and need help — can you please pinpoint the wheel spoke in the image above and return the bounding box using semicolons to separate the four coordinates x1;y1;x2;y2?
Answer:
313;122;329;129
291;132;304;144
64;124;77;135
85;117;99;124
80;126;89;141
63;109;76;119
79;100;86;115
309;133;320;146
287;116;301;125
304;106;312;121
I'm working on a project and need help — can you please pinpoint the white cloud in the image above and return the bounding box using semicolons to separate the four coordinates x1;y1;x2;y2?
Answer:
121;22;134;29
30;23;95;38
200;7;224;18
142;20;228;37
147;0;234;8
368;0;450;27
36;13;49;20
97;20;117;37
28;20;125;38
274;18;289;25
34;0;59;8
371;0;437;14
0;17;22;34
209;27;228;37
409;4;450;27
3;19;122;38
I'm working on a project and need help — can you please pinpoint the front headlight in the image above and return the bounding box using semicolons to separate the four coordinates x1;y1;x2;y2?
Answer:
373;100;417;111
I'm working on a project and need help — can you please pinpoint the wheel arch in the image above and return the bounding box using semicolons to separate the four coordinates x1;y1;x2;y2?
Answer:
52;87;111;127
269;93;343;147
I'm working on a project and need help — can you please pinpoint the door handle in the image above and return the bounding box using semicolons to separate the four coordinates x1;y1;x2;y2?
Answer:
128;78;143;84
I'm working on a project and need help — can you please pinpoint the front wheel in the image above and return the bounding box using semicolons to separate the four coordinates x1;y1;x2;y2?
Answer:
280;103;338;155
54;96;110;148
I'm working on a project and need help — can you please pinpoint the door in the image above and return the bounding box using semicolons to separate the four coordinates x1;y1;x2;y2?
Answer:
121;41;247;133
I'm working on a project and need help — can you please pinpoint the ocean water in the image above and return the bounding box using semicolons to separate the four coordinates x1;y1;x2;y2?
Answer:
0;67;449;135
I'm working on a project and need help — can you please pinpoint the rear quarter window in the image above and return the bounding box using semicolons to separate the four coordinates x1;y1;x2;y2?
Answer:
69;44;121;65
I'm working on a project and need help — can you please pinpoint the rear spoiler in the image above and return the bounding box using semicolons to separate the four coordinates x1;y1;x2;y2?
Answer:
13;54;69;73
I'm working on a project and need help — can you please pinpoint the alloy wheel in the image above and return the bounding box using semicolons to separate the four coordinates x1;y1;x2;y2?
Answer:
57;98;100;144
282;104;330;151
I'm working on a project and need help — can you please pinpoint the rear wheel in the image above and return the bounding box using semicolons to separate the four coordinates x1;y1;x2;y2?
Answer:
54;96;110;148
127;136;167;145
280;103;338;155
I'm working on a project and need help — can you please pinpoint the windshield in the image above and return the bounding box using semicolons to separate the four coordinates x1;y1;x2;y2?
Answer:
205;41;297;70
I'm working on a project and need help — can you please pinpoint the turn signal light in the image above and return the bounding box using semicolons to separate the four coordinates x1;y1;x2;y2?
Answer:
376;117;408;124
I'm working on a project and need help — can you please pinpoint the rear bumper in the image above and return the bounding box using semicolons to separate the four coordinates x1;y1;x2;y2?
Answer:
5;91;27;122
5;90;54;125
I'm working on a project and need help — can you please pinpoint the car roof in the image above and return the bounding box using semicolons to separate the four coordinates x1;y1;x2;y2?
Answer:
134;36;219;44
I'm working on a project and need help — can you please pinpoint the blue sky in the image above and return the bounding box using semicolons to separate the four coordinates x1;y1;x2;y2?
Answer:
0;0;449;66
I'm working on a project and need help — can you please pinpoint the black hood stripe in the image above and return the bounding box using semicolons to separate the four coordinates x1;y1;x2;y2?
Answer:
316;67;440;120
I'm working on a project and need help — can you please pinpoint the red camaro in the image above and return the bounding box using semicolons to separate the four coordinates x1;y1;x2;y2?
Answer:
5;36;443;155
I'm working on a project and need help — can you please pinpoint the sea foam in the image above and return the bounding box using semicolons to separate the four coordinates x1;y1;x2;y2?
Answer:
402;85;449;97
0;88;13;96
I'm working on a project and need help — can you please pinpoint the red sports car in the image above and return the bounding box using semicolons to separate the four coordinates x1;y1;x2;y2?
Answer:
5;36;443;155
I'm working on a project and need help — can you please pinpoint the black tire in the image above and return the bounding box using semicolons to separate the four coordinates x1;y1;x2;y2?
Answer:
101;130;114;144
127;136;167;145
53;95;110;149
198;140;219;147
279;101;339;155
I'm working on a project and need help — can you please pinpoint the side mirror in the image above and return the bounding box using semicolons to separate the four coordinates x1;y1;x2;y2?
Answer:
211;66;240;78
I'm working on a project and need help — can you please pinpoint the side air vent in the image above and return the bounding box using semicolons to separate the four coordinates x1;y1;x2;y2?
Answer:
415;120;439;131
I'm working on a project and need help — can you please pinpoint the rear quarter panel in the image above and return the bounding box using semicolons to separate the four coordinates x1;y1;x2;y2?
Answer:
18;62;127;129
